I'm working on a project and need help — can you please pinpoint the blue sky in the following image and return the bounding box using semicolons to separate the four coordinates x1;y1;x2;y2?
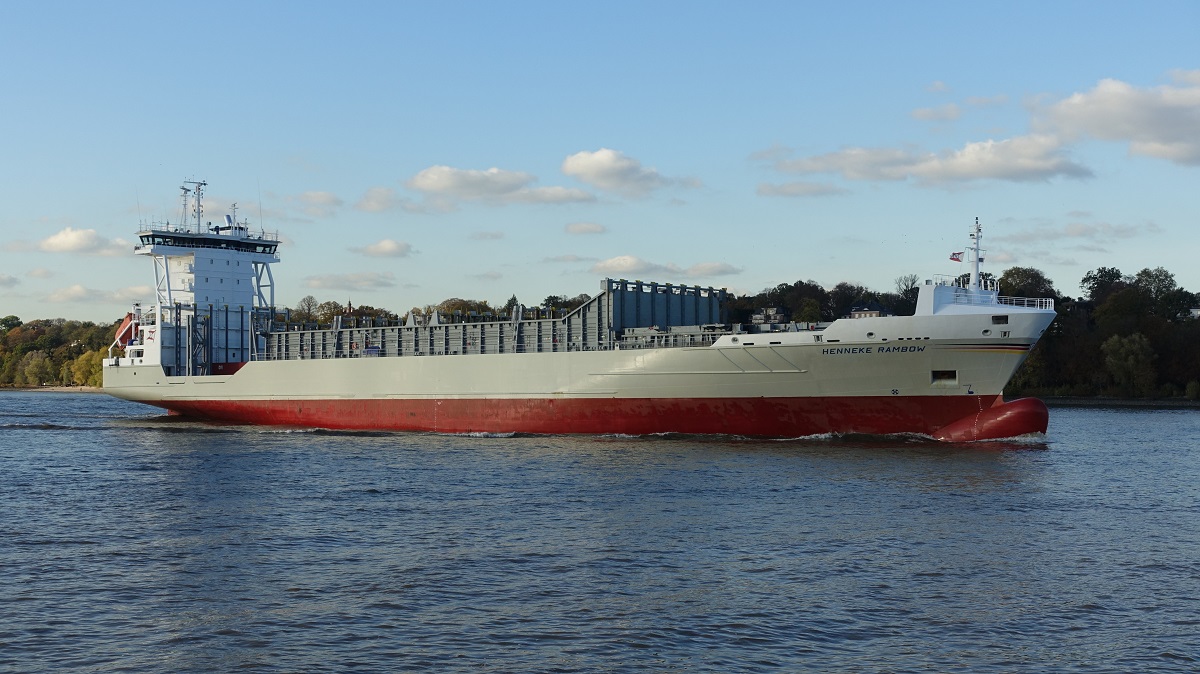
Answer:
2;1;1198;323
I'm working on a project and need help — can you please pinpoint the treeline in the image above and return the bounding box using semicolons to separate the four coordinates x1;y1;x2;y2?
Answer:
728;265;1200;399
1005;266;1200;399
0;315;117;387
282;293;593;326
0;293;598;388
4;265;1197;397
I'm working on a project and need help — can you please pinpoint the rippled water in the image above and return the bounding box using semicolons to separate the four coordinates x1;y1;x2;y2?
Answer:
2;391;1198;672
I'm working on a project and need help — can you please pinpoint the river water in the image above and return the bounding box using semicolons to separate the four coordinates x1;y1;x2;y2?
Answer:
1;391;1198;672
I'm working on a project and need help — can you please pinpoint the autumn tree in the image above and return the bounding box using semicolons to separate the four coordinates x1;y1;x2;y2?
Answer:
893;274;920;315
293;295;318;322
541;294;590;312
315;301;346;324
438;298;493;316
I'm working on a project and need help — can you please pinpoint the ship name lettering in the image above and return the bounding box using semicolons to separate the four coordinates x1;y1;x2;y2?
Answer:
821;347;872;355
877;345;927;354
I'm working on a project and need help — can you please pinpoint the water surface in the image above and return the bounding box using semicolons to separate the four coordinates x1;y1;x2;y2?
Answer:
2;391;1198;672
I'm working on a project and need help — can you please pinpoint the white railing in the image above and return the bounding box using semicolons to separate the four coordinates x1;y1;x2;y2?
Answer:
998;296;1055;310
950;292;1054;310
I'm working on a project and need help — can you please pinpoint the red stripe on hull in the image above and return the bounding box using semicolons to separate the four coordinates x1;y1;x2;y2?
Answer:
150;395;1048;439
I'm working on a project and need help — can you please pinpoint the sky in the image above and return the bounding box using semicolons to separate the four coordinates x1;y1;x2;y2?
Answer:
2;1;1198;323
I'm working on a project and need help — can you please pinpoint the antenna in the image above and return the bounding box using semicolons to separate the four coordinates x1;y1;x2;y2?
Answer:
257;179;265;237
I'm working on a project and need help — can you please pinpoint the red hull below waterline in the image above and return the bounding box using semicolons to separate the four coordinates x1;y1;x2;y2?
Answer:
150;394;1049;440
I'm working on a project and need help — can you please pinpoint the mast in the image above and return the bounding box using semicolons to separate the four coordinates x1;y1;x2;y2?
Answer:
185;179;207;231
969;217;982;291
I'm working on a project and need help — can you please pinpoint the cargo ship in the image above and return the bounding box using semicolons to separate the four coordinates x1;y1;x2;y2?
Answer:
103;181;1057;441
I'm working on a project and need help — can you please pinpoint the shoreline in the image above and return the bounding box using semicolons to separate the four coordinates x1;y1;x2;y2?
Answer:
1038;396;1200;409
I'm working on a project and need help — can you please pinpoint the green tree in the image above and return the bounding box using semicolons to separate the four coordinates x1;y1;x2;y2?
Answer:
797;298;822;323
1132;267;1177;303
954;271;997;289
15;350;55;386
1156;288;1197;322
1102;333;1157;396
827;282;868;320
999;267;1057;299
72;350;105;387
1093;286;1152;338
1080;267;1126;304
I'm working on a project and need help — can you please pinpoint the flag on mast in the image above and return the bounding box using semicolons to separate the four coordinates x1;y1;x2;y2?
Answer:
949;251;964;262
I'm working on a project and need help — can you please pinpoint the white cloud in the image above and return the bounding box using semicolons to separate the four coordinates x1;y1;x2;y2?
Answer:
776;147;921;181
406;165;593;206
565;222;606;235
471;231;504;240
303;272;396;291
47;284;107;303
590;255;741;279
591;255;670;277
561;148;676;197
505;186;594;204
748;143;794;163
684;262;742;277
995;221;1162;244
776;134;1092;184
351;239;413;257
44;284;151;303
38;227;130;256
472;271;503;281
27;268;53;279
927;80;950;93
291;191;344;218
1172;69;1200;86
912;104;961;122
354;186;399;213
966;94;1008;107
410;165;532;198
756;181;847;197
0;274;18;288
910;135;1092;182
543;254;597;263
1039;74;1200;165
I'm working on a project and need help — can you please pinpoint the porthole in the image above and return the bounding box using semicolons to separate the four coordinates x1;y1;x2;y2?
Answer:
982;329;991;336
867;332;875;338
